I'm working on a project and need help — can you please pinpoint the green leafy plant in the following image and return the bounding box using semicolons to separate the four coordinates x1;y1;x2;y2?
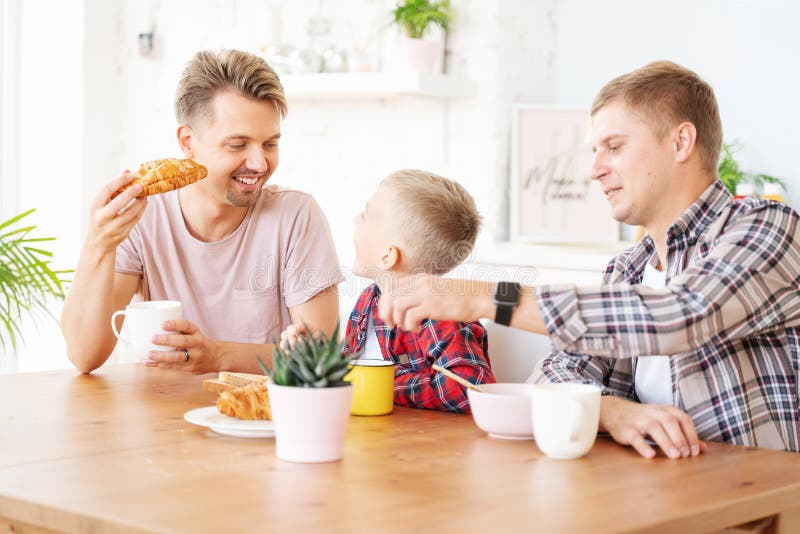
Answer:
718;141;786;195
0;209;70;352
257;323;359;387
718;142;745;194
391;0;453;39
752;173;786;192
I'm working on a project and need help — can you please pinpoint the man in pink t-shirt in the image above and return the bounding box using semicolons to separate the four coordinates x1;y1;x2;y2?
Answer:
61;50;343;375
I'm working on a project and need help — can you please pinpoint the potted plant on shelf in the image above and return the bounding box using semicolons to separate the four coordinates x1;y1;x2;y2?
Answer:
258;324;359;463
718;141;787;200
718;142;746;195
386;0;453;74
0;209;69;354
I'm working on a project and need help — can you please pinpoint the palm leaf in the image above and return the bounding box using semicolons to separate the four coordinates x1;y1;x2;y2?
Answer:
0;208;35;231
0;209;71;353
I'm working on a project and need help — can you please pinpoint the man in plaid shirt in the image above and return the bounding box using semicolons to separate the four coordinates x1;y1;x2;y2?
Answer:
378;61;799;457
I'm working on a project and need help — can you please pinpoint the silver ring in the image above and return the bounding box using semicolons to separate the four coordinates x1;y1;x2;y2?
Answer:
181;349;190;363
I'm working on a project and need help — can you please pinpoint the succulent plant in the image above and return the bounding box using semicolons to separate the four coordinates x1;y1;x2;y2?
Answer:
257;323;359;388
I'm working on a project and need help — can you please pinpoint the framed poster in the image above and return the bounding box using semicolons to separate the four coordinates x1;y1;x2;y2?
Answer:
511;105;620;243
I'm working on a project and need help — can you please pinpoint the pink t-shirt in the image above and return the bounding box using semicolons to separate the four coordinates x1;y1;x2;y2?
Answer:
115;185;343;345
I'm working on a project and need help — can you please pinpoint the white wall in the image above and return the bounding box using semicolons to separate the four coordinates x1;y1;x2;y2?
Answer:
112;0;556;256
553;0;800;204
111;0;558;322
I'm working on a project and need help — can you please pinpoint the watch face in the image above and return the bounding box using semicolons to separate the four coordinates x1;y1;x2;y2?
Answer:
495;281;521;304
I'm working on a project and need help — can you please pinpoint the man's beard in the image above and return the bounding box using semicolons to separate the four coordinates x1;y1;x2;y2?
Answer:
226;185;263;207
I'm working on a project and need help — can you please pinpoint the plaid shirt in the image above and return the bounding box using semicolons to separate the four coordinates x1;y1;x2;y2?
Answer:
344;284;495;413
533;180;800;452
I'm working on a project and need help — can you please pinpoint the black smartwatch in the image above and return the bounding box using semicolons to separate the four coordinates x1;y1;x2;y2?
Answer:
493;281;521;326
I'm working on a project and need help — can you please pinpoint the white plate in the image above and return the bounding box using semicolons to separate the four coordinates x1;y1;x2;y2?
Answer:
183;406;275;438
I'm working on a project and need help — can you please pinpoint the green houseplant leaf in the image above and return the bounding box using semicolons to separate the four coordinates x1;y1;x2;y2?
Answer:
718;142;745;195
753;173;786;192
391;0;453;39
0;209;71;353
718;141;787;196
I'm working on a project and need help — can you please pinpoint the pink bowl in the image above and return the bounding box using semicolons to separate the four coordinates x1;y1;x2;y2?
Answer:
467;383;535;440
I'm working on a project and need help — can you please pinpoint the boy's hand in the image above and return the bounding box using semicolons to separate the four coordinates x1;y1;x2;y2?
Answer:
279;323;321;350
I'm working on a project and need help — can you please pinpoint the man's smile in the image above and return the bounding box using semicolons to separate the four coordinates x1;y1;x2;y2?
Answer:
604;186;622;201
233;175;261;185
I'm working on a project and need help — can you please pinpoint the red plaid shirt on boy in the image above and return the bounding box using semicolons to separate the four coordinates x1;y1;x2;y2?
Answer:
344;284;495;413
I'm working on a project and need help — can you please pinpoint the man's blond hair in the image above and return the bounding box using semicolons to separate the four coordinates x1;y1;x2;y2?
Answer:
381;170;481;275
174;49;287;124
591;60;722;173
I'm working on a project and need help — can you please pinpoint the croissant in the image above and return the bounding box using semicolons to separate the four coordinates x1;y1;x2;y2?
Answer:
216;382;272;420
111;158;207;199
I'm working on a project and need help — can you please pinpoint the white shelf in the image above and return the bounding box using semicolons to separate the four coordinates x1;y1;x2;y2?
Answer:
280;72;477;100
468;242;636;272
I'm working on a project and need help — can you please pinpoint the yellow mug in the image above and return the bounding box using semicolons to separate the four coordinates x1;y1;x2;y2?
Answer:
345;360;395;416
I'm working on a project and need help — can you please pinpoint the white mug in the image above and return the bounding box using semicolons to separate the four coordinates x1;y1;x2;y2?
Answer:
111;301;182;361
531;383;601;460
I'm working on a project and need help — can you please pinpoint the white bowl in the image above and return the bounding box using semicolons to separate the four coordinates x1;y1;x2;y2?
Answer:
467;383;535;440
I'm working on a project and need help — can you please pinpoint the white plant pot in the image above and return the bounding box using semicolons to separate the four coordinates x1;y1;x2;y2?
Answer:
267;383;353;463
400;37;441;73
382;30;445;74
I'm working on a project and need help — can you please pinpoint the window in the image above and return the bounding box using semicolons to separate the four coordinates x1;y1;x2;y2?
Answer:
0;0;20;221
0;0;6;218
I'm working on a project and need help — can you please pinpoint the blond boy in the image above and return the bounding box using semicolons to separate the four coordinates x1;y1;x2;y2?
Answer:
348;169;495;412
284;169;495;413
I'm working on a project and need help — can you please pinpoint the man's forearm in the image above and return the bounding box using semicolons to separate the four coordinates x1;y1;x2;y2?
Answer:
61;245;118;372
469;280;547;335
508;285;547;334
216;341;275;374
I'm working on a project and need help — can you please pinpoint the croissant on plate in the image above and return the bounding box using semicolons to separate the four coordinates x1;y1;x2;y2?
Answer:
111;158;208;199
216;382;272;420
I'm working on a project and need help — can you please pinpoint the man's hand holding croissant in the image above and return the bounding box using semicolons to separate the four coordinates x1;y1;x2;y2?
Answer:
87;171;148;256
87;158;208;255
111;158;207;199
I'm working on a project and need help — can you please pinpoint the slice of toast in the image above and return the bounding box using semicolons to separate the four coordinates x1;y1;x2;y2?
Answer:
202;371;269;394
218;371;270;387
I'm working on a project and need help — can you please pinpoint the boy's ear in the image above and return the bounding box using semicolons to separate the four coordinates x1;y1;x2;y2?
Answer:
379;246;401;270
177;124;194;157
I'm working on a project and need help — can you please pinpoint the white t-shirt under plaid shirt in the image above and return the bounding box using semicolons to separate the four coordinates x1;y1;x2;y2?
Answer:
634;262;672;405
533;180;800;452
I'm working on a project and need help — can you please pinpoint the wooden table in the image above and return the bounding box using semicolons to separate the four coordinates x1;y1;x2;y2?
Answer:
0;365;798;533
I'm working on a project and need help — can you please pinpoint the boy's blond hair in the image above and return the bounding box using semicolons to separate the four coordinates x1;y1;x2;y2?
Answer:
591;60;722;173
381;170;481;275
174;49;287;125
